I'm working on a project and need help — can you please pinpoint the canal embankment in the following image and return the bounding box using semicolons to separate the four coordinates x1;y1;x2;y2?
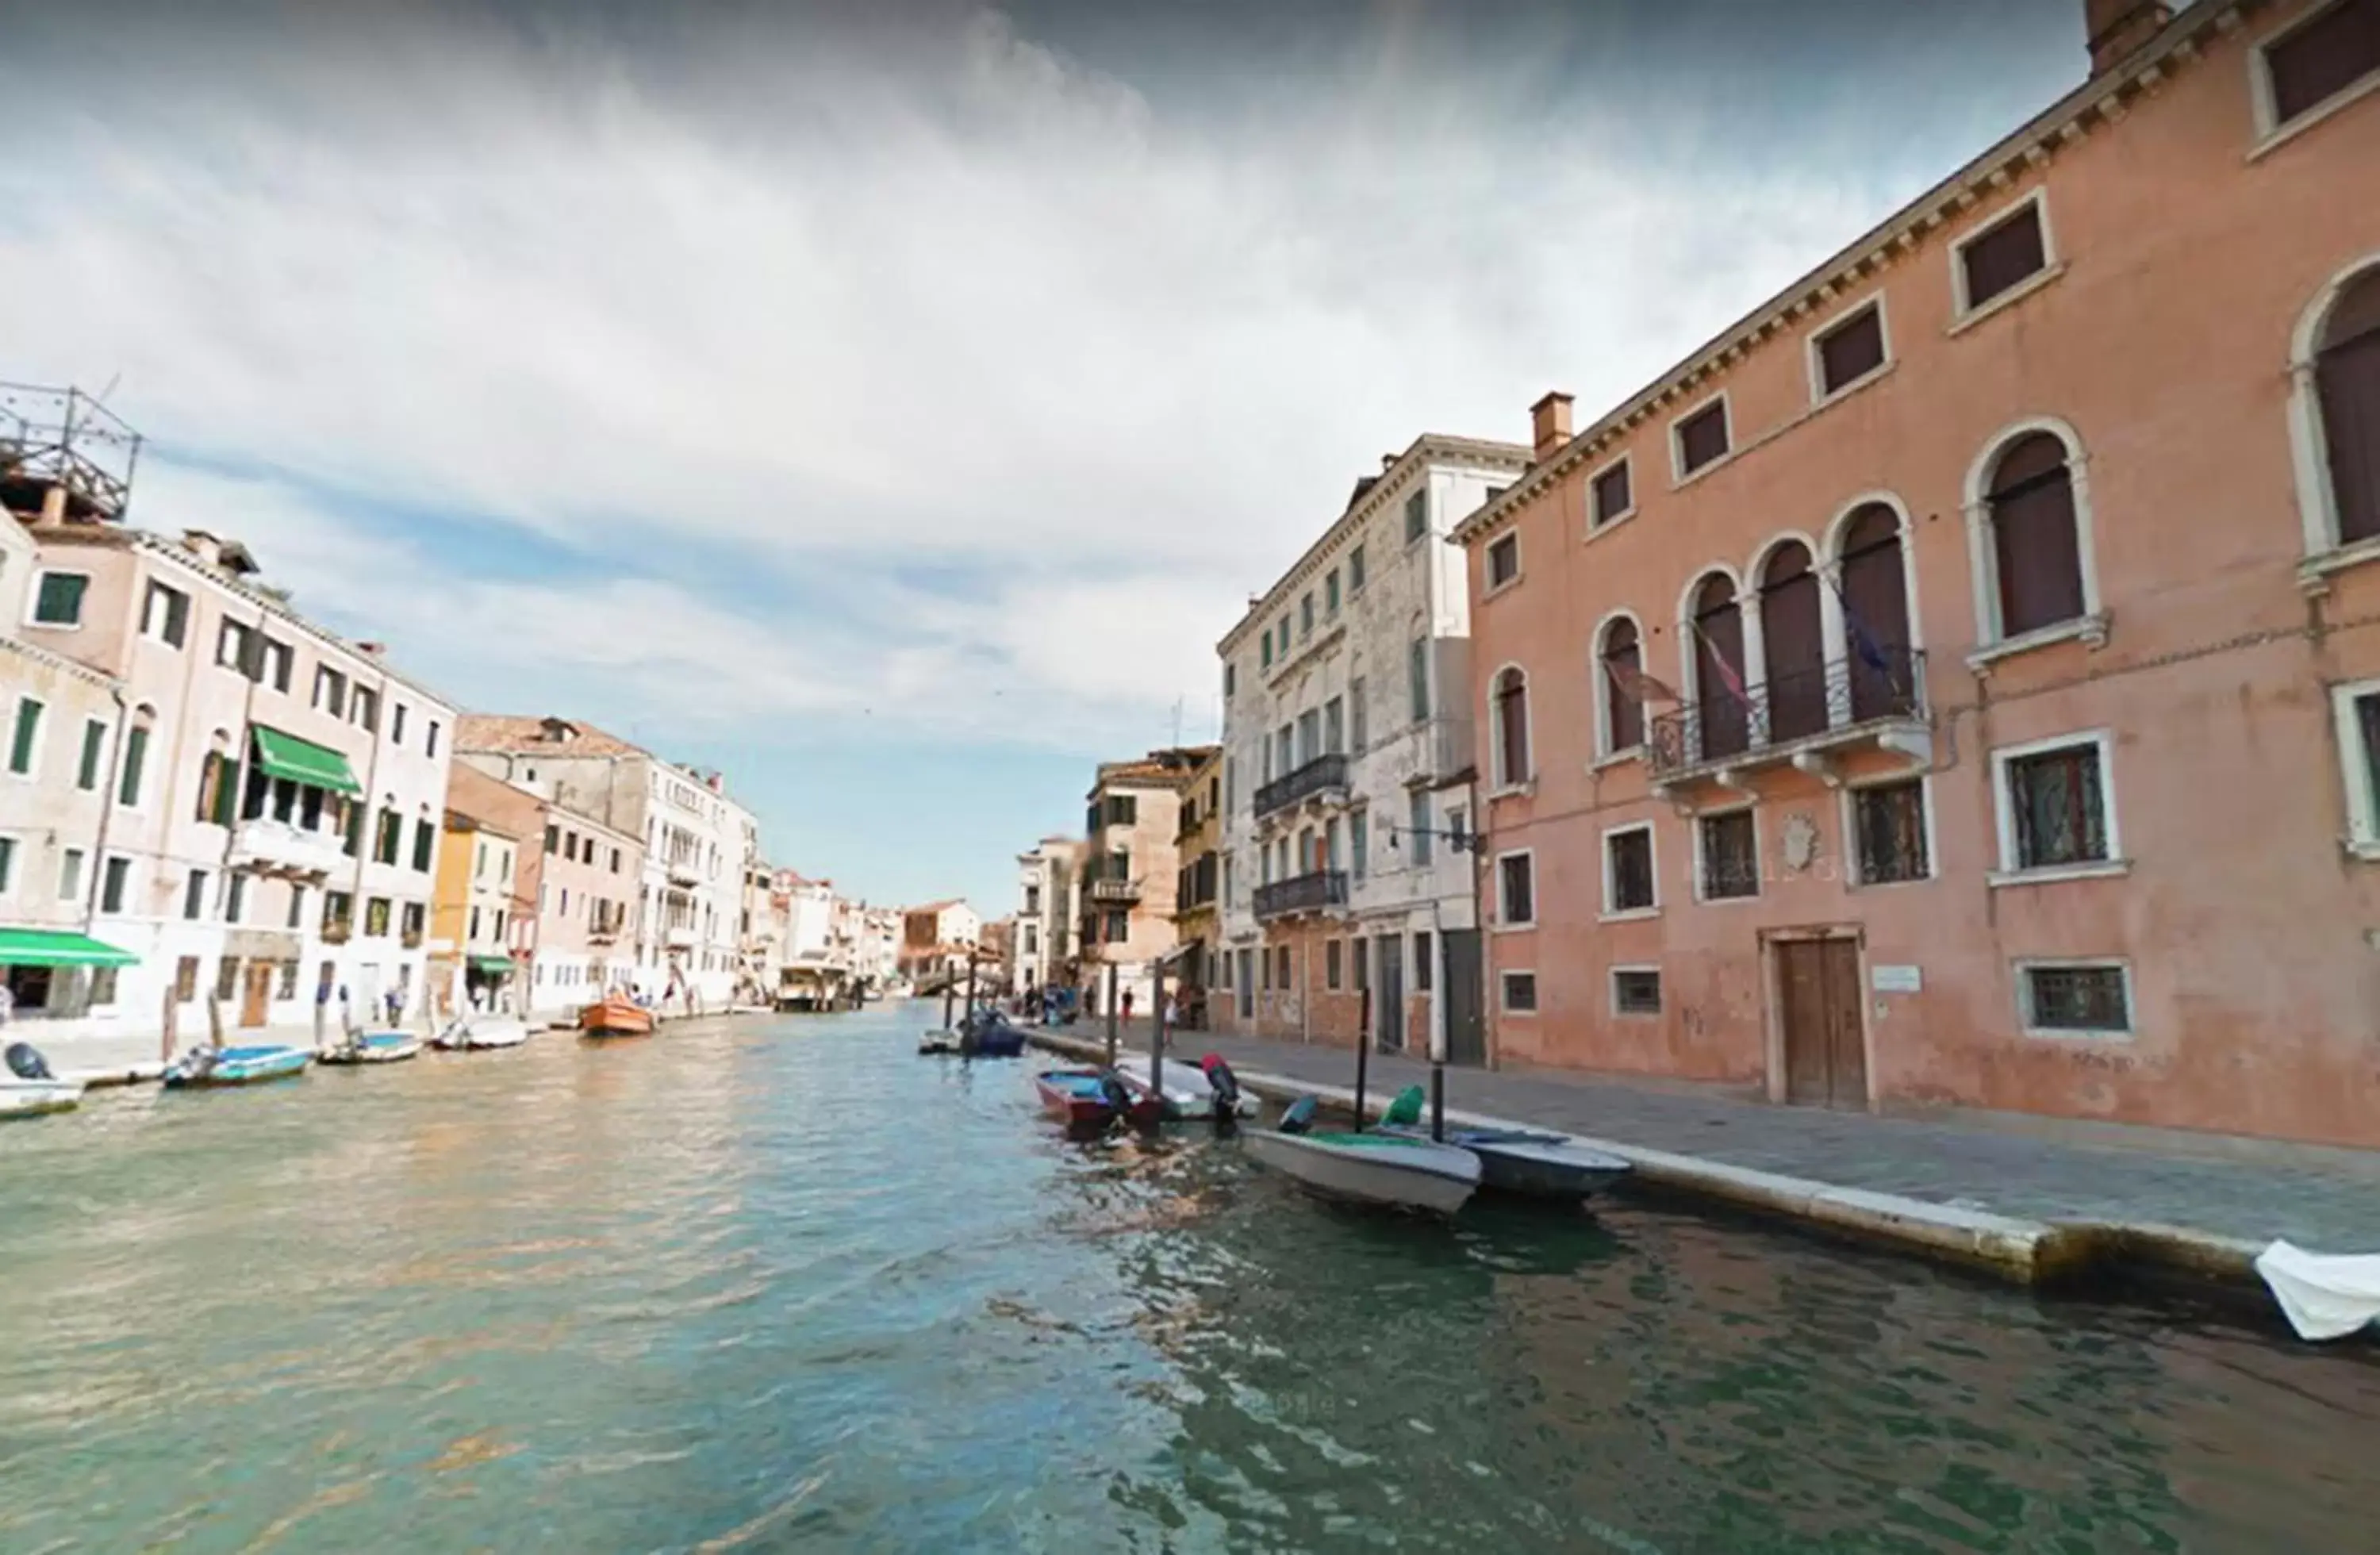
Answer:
1028;1025;2380;1308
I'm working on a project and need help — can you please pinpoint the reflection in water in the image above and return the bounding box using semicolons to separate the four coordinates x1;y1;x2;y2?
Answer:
2;1008;2375;1553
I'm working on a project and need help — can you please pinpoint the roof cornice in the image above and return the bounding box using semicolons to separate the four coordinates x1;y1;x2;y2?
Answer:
1450;0;2261;547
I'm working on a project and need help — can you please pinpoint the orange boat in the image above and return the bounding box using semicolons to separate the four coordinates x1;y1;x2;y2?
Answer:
579;994;656;1039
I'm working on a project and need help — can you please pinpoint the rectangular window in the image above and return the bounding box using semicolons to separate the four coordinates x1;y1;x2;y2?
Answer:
1487;532;1520;589
2020;962;2132;1037
1409;790;1432;866
351;685;379;732
1613;968;1663;1016
1404;489;1428;544
142;582;191;647
32;571;88;626
1348;543;1367;593
101;856;130;913
58;847;84;902
1223;663;1237;700
1277;945;1293;989
8;696;40;775
89;966;120;1005
313;666;347;717
374;809;402;865
183;869;209;921
1325;570;1341;616
1501;971;1537;1013
1326;939;1343;991
1323;697;1345;755
1957;197;2049;313
413;818;436;872
259;636;294;692
1698;810;1760;900
1350;810;1368;881
1407;638;1430;721
1814;301;1887;397
287;885;308;930
225;874;246;924
545;824;560;854
1674;398;1729;478
77;719;107;790
391;703;408;745
174;956;200;1004
2262;0;2380;130
216;618;254;671
1104;910;1128;944
1498;851;1536;926
117;726;148;807
1413;931;1433;992
1261;632;1274;670
0;835;13;896
1606;825;1656;914
427;720;442;758
366;897;392;937
1998;738;2112;871
1352;938;1368;993
1852;780;1931;885
401;901;425;939
324;890;353;935
1299;593;1315;639
1349;678;1368;751
1591;459;1633;528
213;956;241;1004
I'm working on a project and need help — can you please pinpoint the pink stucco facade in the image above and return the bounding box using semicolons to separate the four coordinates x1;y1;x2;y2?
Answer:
1456;0;2380;1146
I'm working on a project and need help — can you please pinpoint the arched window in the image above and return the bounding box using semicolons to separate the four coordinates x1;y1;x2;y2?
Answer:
1599;617;1644;754
1837;502;1915;720
1759;543;1825;741
1690;573;1749;760
1492;666;1531;788
2317;267;2380;546
1984;432;2086;638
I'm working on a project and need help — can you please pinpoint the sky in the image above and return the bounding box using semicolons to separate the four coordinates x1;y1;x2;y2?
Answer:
0;0;2087;915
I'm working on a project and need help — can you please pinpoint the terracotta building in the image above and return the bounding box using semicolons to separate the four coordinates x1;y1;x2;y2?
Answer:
1449;0;2380;1146
1077;747;1215;1014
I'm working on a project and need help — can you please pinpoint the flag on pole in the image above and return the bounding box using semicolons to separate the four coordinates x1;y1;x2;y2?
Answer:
1604;658;1680;704
1687;619;1756;712
1823;570;1895;676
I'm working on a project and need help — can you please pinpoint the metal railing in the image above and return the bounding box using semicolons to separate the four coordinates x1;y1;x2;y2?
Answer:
0;382;141;521
1088;877;1142;904
1253;870;1348;920
1253;753;1349;821
1648;647;1925;778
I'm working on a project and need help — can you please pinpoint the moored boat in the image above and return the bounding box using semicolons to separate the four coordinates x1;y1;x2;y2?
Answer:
1375;1088;1631;1200
1244;1108;1481;1215
1115;1054;1252;1120
163;1044;312;1088
434;1015;532;1050
319;1030;424;1065
956;1009;1027;1058
2;1042;84;1117
1035;1067;1163;1129
579;995;656;1039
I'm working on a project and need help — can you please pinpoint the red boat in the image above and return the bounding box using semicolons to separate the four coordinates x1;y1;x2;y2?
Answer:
1034;1068;1165;1129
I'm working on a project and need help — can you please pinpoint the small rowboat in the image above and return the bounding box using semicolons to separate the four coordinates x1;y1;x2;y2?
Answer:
1373;1087;1630;1200
580;995;655;1039
435;1015;532;1050
1244;1120;1481;1215
163;1044;312;1088
1;1077;85;1119
319;1031;424;1065
1035;1068;1164;1130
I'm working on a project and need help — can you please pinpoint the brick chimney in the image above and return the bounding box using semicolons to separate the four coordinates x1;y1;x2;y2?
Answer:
1530;391;1574;462
2085;0;2170;75
355;641;386;658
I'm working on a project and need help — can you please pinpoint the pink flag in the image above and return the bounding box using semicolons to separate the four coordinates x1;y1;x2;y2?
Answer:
1604;659;1680;704
1688;620;1756;712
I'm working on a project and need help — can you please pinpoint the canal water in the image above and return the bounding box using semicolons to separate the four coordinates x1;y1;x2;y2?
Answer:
3;1008;2374;1553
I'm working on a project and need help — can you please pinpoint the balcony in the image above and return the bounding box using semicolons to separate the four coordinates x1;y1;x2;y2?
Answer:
1648;647;1930;795
665;926;698;950
1253;753;1349;823
589;925;620;946
1088;877;1142;905
228;817;352;881
1253;869;1349;921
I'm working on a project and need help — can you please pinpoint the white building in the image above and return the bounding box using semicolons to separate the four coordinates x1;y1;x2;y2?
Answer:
455;716;757;1012
1010;835;1078;996
1214;434;1527;1057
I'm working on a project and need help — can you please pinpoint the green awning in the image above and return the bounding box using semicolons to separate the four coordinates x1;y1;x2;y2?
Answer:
470;955;515;975
0;928;139;968
250;726;362;795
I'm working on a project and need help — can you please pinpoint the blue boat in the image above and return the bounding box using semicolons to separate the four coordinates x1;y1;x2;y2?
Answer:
163;1044;313;1088
955;1009;1028;1058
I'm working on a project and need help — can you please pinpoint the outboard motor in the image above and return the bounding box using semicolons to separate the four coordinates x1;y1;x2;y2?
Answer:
1096;1071;1137;1121
1278;1095;1319;1136
6;1041;55;1081
1199;1054;1240;1117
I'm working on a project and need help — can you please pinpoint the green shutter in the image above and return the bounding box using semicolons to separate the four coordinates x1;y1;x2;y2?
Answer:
78;719;106;790
213;759;240;825
33;573;86;625
118;727;148;806
9;697;41;775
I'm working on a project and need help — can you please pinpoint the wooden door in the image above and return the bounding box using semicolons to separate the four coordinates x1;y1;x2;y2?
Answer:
1777;939;1867;1108
1441;930;1486;1066
240;960;272;1027
1375;935;1403;1052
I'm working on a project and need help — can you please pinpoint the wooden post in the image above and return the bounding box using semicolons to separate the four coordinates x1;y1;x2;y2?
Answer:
1353;985;1371;1132
1151;957;1167;1100
963;952;979;1023
1104;962;1119;1066
159;985;177;1065
941;980;955;1033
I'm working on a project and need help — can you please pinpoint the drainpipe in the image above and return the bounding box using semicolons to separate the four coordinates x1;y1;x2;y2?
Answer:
79;682;130;936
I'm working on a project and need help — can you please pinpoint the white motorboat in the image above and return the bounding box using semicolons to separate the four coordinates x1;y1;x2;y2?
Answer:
1115;1055;1253;1119
433;1015;532;1050
1243;1126;1481;1215
319;1030;425;1065
1;1076;84;1119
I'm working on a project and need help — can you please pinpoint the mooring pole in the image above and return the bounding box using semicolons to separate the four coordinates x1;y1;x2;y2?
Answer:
1151;958;1167;1100
941;980;954;1033
1353;985;1372;1133
1429;919;1449;1142
1104;962;1119;1065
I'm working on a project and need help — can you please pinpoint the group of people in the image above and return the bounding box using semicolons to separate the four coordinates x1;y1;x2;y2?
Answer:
1010;979;1208;1031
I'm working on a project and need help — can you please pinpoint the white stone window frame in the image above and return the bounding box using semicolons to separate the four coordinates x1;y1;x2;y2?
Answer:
6;693;49;784
25;568;92;632
1600;820;1660;921
1610;963;1663;1019
2013;956;2136;1042
1945;187;2063;334
1587;451;1637;535
1839;770;1940;890
1492;846;1537;931
1960;415;2108;669
2289;251;2380;582
1804;288;1894;408
1499;967;1539;1016
2328;676;2380;858
0;829;21;900
1483;529;1524;599
2248;0;2380;160
1590;608;1649;767
1668;388;1734;488
1987;728;2129;886
140;579;189;647
1691;803;1763;905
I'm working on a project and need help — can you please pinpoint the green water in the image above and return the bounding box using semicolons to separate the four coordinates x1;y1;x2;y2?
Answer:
3;1008;2374;1553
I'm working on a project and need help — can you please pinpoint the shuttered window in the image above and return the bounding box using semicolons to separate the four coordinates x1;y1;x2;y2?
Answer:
2318;270;2380;546
2267;0;2380;127
1487;533;1520;588
1591;460;1632;526
1493;669;1530;786
1675;401;1729;477
1606;827;1655;913
1987;432;2086;637
1601;619;1643;752
1816;303;1887;395
1959;202;2048;312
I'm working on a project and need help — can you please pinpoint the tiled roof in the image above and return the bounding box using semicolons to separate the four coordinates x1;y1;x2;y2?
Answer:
456;713;647;758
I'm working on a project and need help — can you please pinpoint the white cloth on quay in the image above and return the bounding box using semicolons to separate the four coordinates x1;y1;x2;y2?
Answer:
2254;1239;2380;1341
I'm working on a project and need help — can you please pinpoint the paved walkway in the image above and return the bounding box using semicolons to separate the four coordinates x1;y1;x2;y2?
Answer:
1061;1021;2380;1254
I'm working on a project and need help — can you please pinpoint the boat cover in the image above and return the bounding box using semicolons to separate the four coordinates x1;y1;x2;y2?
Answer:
2255;1239;2380;1341
1383;1085;1426;1127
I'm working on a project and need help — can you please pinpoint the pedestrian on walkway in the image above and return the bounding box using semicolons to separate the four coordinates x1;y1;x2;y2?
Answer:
1121;987;1135;1024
